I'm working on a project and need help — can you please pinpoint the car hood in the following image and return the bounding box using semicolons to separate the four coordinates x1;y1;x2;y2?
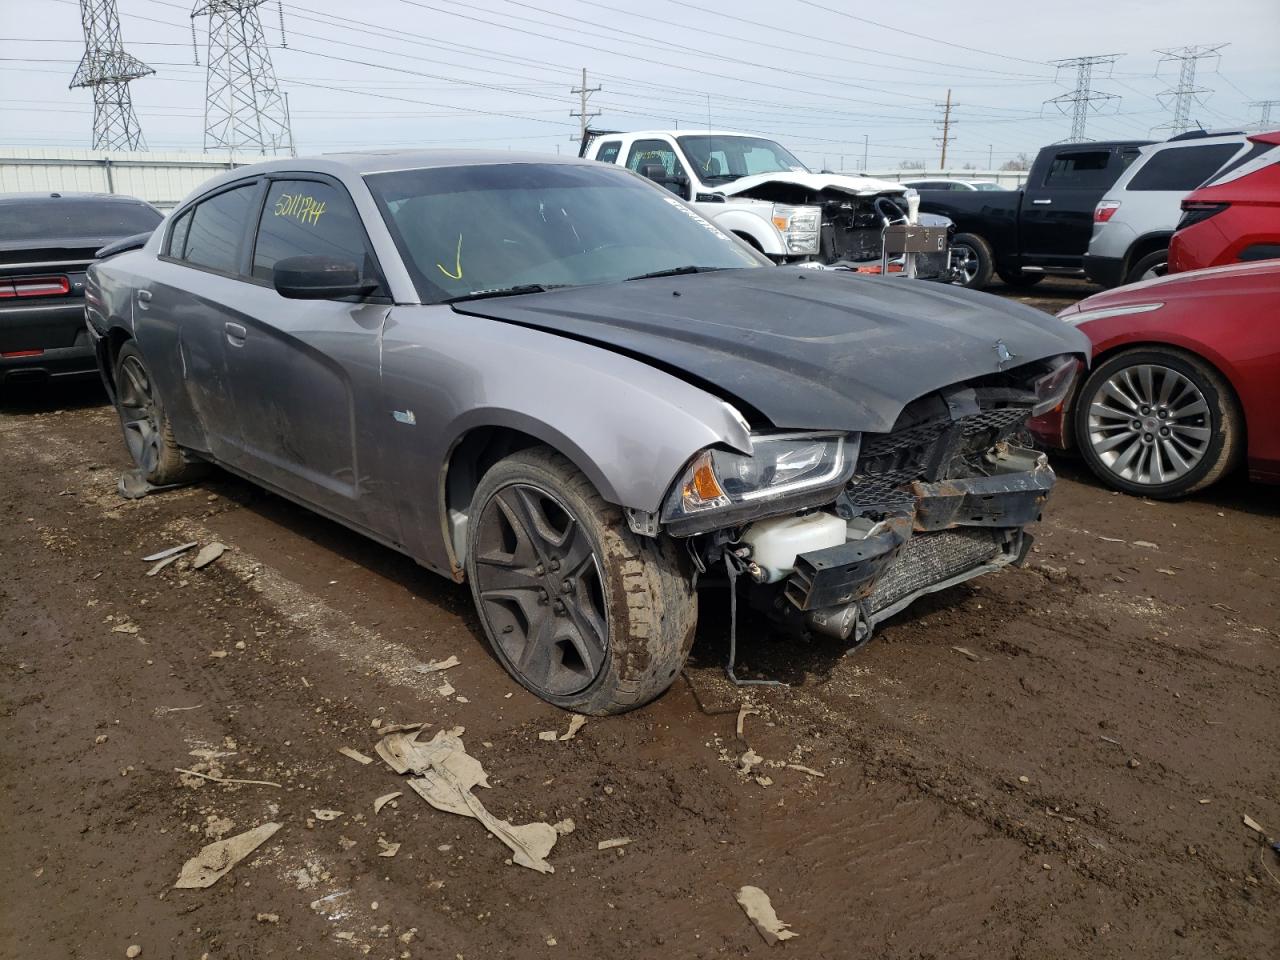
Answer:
453;269;1088;433
717;171;908;198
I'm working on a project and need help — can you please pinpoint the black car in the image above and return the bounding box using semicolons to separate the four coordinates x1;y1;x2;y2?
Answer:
1;192;162;387
915;141;1152;288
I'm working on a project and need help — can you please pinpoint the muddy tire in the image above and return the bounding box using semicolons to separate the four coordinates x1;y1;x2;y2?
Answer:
465;447;697;714
113;340;204;486
1074;346;1242;499
951;233;994;289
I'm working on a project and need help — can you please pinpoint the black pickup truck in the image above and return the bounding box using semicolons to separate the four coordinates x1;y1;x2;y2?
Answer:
916;140;1152;288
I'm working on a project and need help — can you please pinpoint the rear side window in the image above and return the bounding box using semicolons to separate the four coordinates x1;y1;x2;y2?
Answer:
182;184;257;274
251;179;383;289
1127;143;1241;191
0;198;160;242
594;140;621;164
167;208;193;258
1043;150;1113;189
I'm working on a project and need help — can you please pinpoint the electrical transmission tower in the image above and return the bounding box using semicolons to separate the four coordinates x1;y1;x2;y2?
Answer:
191;1;292;155
70;0;154;150
1045;54;1122;142
934;89;956;167
1249;99;1280;130
570;68;601;145
1153;44;1228;135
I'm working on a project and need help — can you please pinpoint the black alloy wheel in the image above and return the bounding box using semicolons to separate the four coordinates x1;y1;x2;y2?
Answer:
471;482;610;698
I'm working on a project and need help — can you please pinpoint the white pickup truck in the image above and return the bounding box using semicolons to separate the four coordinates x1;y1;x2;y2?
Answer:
580;129;952;277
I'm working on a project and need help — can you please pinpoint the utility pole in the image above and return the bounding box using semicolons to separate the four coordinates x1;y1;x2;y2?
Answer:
191;0;292;155
570;68;601;145
1153;44;1228;136
862;134;868;170
70;0;153;150
1249;99;1280;130
1045;54;1122;142
988;144;993;168
934;89;955;168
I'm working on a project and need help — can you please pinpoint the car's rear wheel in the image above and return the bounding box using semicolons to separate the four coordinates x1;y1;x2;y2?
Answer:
465;447;696;714
113;341;203;486
950;233;994;289
1074;347;1242;498
1126;250;1168;285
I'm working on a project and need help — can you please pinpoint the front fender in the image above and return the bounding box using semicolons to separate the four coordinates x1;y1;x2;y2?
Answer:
707;207;788;256
378;306;753;574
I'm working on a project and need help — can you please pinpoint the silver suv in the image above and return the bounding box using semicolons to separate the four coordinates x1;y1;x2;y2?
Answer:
1083;132;1252;287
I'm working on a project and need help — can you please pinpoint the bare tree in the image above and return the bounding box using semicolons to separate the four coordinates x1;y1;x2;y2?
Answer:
1000;152;1032;171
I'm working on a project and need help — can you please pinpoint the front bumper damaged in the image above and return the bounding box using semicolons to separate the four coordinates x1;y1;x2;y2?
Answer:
775;448;1052;646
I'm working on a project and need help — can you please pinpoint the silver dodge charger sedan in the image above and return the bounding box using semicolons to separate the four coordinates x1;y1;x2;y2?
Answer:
86;150;1087;714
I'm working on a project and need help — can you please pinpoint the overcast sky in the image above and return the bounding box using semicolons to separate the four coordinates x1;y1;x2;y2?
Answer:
2;0;1277;170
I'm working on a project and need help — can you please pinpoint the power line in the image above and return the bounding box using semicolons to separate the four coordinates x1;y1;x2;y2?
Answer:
1153;43;1228;135
69;0;153;149
791;0;1050;68
1045;54;1123;142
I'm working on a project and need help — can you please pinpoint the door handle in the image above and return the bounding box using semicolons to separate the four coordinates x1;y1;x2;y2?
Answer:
224;321;247;347
1031;198;1052;205
136;289;152;307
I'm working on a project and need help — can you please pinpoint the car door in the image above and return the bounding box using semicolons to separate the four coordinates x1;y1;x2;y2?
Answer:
218;175;395;534
138;179;263;462
1022;147;1123;267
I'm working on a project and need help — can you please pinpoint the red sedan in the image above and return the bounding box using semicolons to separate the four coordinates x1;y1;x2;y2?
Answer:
1168;130;1280;273
1030;260;1280;497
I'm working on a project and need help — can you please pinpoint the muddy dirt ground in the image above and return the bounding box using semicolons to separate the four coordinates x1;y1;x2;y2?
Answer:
2;279;1277;959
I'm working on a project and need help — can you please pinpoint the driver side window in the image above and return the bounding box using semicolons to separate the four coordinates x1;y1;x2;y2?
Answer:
625;139;689;199
252;179;385;293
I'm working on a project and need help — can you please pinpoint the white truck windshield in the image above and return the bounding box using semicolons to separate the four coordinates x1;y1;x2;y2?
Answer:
676;136;809;184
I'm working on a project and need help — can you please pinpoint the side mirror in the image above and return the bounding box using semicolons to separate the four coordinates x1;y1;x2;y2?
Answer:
638;163;667;183
273;255;377;300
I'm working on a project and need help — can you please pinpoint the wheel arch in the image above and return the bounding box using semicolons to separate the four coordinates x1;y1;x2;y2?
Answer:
439;417;627;578
1123;231;1173;274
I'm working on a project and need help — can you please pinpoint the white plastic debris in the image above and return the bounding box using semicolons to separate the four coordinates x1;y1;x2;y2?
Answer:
597;838;632;850
311;809;344;821
173;823;281;889
191;542;227;570
375;725;559;873
376;838;401;858
414;655;460;674
373;792;402;814
735;886;798;945
338;747;373;765
142;541;198;562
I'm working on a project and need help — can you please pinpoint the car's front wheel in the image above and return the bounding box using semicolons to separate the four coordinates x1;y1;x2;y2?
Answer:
113;340;204;486
1074;347;1242;498
465;447;697;714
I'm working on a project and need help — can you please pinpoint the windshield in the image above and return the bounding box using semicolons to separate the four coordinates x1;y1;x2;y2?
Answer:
366;162;762;303
676;136;809;184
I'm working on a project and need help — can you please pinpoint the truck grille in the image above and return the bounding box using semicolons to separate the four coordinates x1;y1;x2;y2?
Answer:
865;528;1006;614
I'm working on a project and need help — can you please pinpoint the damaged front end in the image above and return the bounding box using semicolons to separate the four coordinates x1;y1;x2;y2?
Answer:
668;355;1079;657
728;180;953;279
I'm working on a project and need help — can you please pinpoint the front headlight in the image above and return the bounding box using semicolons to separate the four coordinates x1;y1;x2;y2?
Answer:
662;432;858;534
770;203;821;255
1032;355;1082;417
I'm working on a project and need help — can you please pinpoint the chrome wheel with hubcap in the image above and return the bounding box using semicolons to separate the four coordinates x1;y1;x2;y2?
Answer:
1086;363;1210;485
